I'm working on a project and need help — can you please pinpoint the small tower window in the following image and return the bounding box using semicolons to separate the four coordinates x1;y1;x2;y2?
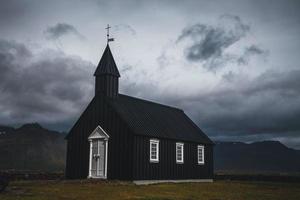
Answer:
150;139;159;163
197;145;205;164
176;143;184;164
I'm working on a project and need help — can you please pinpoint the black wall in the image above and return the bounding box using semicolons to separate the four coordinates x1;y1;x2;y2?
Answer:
95;75;119;98
65;94;133;180
133;135;214;180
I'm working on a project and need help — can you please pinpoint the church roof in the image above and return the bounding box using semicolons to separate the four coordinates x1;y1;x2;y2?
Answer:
107;94;213;144
94;45;120;77
66;92;213;144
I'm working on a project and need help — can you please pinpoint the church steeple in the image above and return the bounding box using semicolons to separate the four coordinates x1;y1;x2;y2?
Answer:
94;44;120;98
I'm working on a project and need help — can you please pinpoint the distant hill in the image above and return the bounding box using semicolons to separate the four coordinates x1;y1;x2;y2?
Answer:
214;141;300;174
0;123;66;172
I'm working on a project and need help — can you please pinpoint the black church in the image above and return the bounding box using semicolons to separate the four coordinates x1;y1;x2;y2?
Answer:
65;42;214;184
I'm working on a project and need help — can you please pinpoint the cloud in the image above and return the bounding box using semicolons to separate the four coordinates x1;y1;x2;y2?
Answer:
245;45;265;55
159;15;269;72
44;23;85;40
114;24;136;36
172;69;300;147
0;39;93;125
176;15;250;71
238;45;269;65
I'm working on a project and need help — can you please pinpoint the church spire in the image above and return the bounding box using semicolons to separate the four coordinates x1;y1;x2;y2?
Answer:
94;26;120;98
94;45;120;77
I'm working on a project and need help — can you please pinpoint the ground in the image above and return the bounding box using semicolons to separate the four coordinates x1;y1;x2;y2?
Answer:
1;180;300;200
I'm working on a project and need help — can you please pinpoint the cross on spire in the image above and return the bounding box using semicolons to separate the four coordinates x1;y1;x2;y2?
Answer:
105;24;114;44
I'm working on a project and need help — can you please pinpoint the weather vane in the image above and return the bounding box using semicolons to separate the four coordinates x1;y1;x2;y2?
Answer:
106;24;114;44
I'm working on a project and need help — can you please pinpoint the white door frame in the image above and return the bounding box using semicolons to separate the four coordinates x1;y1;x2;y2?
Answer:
87;126;109;179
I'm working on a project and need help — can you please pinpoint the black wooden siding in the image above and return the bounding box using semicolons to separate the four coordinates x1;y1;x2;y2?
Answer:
133;135;213;180
95;75;119;98
65;94;133;180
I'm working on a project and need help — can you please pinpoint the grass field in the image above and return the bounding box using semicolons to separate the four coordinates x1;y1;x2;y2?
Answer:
1;180;300;200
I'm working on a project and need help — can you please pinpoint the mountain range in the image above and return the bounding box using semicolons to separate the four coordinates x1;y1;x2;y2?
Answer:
0;123;299;174
214;141;300;174
0;123;66;172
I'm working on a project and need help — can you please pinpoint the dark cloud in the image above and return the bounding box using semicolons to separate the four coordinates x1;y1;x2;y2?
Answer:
0;39;93;125
238;45;269;65
177;15;250;71
187;69;300;136
44;23;85;40
114;24;136;36
245;45;265;55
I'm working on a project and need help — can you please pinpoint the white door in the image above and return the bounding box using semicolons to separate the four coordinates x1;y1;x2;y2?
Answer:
91;139;106;178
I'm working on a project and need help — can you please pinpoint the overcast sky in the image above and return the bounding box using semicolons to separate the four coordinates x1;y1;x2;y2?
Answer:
1;0;300;149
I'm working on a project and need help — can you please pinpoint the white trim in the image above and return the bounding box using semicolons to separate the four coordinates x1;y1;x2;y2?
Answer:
176;142;184;164
149;139;159;163
133;179;213;185
87;125;109;179
88;141;93;178
88;125;110;140
105;139;108;178
197;145;205;165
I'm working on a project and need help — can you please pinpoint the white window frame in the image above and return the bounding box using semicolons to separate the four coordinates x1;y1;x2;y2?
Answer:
150;139;159;163
197;145;205;165
176;142;184;164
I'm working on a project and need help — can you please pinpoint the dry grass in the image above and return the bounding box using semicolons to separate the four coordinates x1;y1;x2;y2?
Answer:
1;179;300;200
